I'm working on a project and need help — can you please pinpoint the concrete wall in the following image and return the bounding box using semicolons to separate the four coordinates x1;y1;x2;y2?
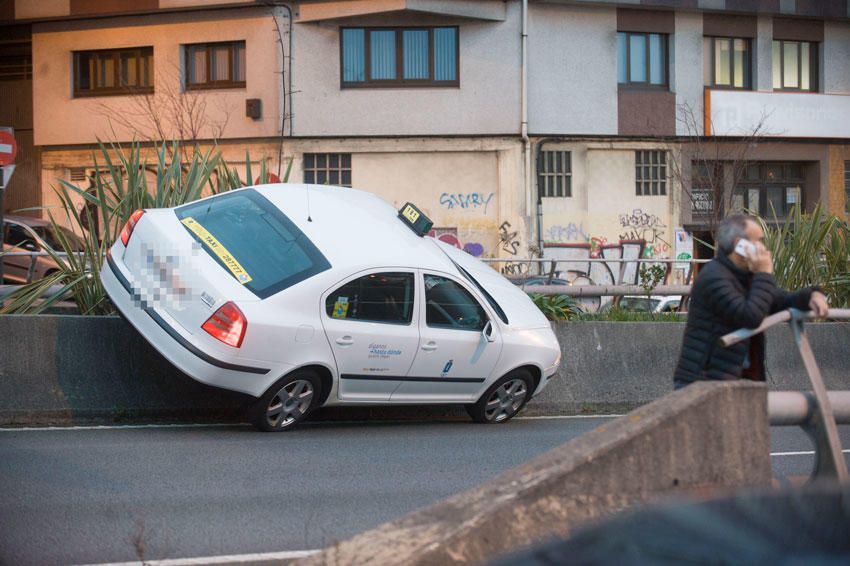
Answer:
32;8;282;146
527;3;618;136
291;5;521;137
1;316;847;425
298;381;772;566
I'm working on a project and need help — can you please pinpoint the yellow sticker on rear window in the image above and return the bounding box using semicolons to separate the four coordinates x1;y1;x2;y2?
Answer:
180;217;253;285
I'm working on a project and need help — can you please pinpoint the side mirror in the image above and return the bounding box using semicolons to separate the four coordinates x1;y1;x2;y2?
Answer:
22;241;39;252
482;320;495;343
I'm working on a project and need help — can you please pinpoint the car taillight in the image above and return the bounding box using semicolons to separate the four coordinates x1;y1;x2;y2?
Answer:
202;302;247;348
120;209;145;246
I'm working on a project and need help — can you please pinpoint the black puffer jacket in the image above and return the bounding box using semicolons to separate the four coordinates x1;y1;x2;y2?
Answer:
673;254;815;387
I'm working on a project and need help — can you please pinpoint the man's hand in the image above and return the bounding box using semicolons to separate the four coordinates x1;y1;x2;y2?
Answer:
809;291;829;317
747;242;774;274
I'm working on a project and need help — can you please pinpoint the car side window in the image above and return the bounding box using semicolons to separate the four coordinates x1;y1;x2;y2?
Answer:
325;272;414;324
424;274;487;331
6;224;34;248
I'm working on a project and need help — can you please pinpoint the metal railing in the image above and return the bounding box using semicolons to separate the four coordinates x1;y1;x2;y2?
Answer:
721;308;850;483
482;257;709;296
1;251;84;284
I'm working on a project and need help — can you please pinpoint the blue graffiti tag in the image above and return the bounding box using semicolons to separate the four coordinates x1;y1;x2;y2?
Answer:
439;192;495;215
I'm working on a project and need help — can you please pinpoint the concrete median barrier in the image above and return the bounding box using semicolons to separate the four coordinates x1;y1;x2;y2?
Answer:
0;315;847;425
295;381;772;566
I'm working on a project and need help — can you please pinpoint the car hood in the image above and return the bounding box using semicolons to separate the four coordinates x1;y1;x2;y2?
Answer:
436;241;551;330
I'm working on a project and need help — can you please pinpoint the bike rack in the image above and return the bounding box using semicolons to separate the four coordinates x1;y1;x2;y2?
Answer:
720;308;850;483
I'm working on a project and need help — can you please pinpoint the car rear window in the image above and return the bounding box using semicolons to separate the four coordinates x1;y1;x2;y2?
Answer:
176;189;331;299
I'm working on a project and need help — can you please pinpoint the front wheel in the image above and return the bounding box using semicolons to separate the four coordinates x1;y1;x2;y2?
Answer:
250;370;321;432
466;370;534;424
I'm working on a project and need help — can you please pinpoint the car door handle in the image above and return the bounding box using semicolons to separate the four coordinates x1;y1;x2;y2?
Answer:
335;336;354;346
421;342;438;351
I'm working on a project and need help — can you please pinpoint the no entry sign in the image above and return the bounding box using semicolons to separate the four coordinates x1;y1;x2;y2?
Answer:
0;131;16;166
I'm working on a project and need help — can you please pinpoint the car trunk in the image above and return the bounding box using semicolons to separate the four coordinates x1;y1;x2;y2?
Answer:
120;209;257;336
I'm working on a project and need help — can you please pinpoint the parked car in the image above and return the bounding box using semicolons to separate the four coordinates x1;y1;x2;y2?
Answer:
2;215;85;284
600;295;682;313
101;185;562;431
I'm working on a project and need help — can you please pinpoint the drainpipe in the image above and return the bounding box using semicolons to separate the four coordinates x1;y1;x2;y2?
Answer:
521;0;535;261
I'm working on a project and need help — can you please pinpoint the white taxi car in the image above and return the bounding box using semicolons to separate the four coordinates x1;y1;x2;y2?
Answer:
101;184;561;431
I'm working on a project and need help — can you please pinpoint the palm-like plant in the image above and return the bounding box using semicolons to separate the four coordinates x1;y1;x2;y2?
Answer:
757;203;850;308
1;140;289;314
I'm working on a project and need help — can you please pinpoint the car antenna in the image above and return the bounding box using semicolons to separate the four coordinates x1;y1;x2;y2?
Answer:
306;185;313;222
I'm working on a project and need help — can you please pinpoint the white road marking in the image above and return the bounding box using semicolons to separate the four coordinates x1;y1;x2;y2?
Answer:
0;423;250;432
516;414;623;420
0;414;622;432
75;549;320;566
771;449;850;457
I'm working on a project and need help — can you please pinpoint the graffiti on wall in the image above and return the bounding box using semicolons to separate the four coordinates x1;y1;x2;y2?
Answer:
427;228;485;257
546;223;587;243
439;192;495;215
618;209;670;258
498;221;521;256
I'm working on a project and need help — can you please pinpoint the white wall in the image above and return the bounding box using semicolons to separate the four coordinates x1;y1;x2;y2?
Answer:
527;3;618;135
824;21;850;94
709;90;850;138
32;10;281;146
291;5;521;137
674;12;704;136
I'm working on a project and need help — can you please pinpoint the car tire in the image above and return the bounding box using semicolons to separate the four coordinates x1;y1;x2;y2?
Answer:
466;369;534;424
250;370;322;432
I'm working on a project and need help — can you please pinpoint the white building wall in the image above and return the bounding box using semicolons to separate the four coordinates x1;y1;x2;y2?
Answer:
527;3;618;135
673;12;704;136
291;5;521;137
755;16;774;91
824;21;850;94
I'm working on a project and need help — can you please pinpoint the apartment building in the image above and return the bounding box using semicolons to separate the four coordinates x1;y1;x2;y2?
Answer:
1;0;849;280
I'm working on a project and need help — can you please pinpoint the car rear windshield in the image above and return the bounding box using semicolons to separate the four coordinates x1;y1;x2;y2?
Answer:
175;189;331;299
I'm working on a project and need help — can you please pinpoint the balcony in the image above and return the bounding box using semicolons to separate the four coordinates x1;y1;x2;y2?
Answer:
705;89;850;139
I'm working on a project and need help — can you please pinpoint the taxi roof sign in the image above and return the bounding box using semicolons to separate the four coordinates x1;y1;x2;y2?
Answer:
397;202;433;237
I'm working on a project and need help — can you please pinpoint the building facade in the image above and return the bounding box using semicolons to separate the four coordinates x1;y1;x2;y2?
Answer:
2;0;849;282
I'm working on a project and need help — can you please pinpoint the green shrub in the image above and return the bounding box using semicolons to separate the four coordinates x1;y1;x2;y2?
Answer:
528;293;581;321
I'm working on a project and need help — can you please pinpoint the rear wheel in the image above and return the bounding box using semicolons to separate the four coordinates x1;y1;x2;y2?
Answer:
466;370;533;424
250;370;321;432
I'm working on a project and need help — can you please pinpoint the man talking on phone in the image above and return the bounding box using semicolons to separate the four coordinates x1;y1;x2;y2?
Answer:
673;214;829;389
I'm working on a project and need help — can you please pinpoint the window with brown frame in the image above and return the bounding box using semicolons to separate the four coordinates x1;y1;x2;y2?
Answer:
635;151;667;196
772;40;818;92
341;27;458;88
704;37;751;90
304;154;352;187
617;32;668;87
185;41;246;90
73;47;153;97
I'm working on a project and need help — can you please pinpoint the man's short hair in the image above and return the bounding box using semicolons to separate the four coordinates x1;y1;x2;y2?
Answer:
716;214;753;255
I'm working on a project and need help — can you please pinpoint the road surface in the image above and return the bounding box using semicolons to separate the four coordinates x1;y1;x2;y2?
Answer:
1;417;848;565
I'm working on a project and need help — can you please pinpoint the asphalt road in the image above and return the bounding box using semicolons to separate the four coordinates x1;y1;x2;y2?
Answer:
1;418;848;565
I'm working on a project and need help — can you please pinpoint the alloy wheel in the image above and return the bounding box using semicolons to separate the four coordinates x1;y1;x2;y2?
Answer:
484;378;528;422
265;379;315;429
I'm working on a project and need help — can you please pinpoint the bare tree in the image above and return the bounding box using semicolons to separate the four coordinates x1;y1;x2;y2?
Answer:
667;102;772;234
92;62;233;160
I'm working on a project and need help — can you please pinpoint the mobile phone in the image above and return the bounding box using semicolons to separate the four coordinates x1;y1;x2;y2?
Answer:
734;238;756;260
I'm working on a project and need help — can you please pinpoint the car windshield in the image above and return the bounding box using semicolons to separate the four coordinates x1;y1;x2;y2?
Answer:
175;190;331;299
